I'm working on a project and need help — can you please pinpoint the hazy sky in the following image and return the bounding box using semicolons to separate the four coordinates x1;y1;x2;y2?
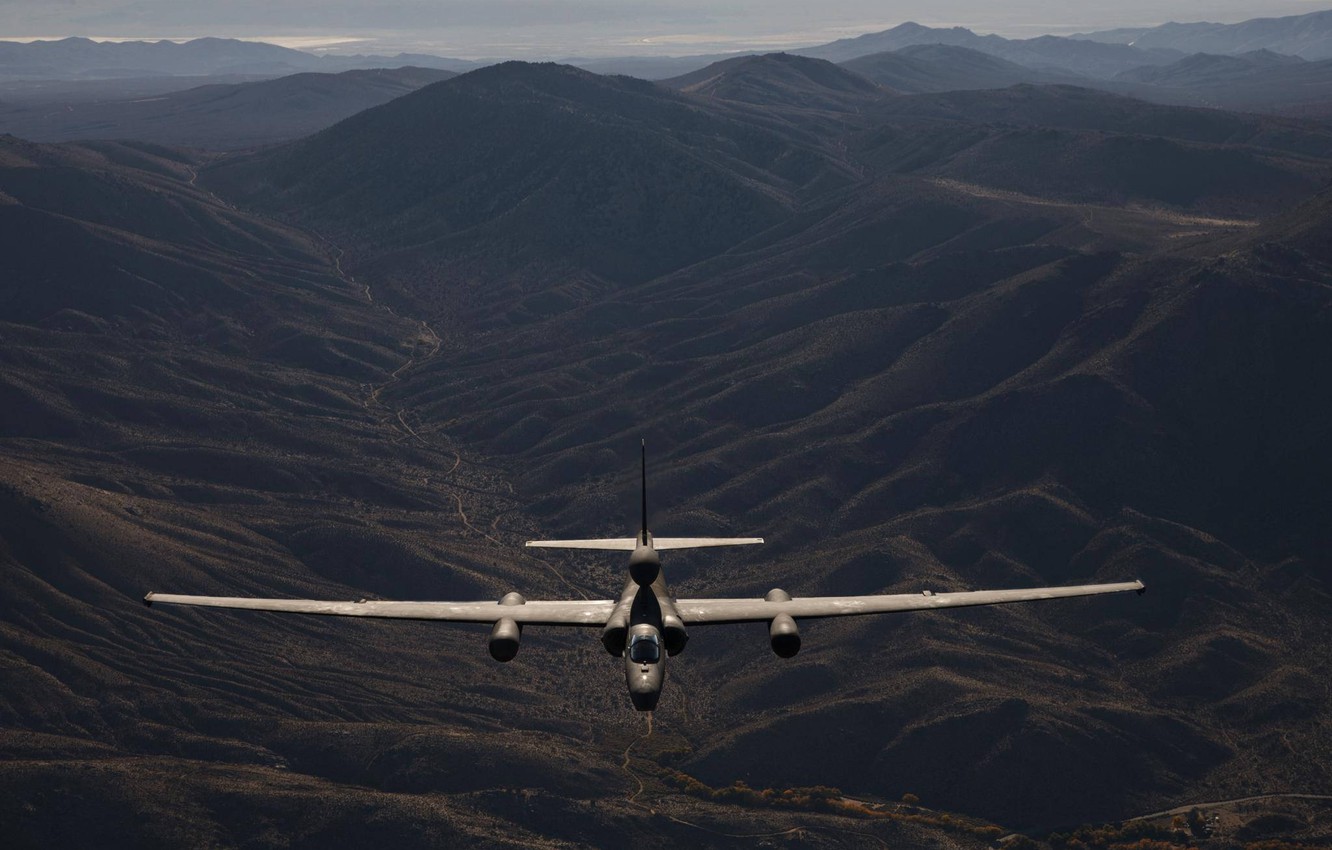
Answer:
2;1;1328;58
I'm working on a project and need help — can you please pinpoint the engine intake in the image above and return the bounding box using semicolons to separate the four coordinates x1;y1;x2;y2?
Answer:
769;612;800;658
662;612;689;656
489;617;521;662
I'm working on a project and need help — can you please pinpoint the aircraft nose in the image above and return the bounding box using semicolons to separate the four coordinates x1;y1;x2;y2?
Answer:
630;687;660;711
626;666;661;711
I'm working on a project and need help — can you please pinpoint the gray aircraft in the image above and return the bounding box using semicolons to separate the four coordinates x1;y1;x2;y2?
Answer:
145;446;1145;711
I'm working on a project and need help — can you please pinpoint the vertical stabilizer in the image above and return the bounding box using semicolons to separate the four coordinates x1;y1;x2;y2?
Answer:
640;440;649;545
524;442;763;551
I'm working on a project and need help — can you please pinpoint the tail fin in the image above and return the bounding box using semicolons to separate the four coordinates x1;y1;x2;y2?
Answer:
640;439;649;546
524;441;763;551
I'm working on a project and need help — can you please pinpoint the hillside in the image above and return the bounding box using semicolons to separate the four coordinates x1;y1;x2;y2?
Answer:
207;62;860;313
4;58;1332;846
0;67;456;149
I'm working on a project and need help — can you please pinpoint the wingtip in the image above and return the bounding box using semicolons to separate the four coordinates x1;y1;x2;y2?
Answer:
1134;579;1146;595
143;592;155;607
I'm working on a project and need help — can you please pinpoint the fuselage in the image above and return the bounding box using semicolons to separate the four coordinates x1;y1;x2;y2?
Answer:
605;535;684;711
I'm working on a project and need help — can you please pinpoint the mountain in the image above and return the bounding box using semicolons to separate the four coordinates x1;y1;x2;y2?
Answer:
0;67;456;149
842;44;1076;93
207;62;860;312
6;58;1332;846
796;21;1183;78
659;52;888;112
0;36;480;81
799;21;1013;63
1076;8;1332;60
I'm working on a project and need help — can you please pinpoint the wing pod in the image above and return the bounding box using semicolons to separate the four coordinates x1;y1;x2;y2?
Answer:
769;613;800;658
489;617;521;662
765;588;800;657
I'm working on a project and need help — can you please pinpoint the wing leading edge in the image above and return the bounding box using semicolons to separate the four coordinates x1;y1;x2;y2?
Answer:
675;580;1145;625
142;593;616;626
145;580;1142;626
525;537;763;551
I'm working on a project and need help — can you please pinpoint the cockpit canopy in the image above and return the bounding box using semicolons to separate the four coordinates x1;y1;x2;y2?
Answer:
628;633;660;664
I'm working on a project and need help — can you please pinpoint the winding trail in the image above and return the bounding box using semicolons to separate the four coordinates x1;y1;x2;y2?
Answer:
931;177;1259;230
623;712;652;807
297;213;597;601
1127;792;1332;822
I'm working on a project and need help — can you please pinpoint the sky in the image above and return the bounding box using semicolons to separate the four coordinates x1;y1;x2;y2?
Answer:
1;1;1328;58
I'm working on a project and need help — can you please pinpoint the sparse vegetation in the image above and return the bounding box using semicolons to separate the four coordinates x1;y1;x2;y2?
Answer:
653;767;1007;839
5;40;1332;850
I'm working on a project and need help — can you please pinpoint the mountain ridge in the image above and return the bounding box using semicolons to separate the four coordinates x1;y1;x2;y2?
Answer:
1076;8;1332;59
842;44;1080;93
0;66;456;149
659;52;889;111
0;35;481;80
797;21;1184;77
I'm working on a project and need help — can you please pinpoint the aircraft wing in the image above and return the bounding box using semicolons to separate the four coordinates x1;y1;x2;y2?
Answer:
143;593;616;626
675;580;1145;625
526;537;763;550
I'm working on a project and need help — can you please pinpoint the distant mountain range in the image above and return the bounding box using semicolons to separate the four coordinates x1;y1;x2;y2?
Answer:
0;66;456;149
574;10;1332;85
8;7;1332;90
1076;7;1332;59
797;21;1184;78
677;45;1332;119
0;36;480;80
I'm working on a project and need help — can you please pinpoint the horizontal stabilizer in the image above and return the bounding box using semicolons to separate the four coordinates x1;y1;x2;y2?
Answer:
654;537;764;550
525;538;640;550
525;537;763;551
